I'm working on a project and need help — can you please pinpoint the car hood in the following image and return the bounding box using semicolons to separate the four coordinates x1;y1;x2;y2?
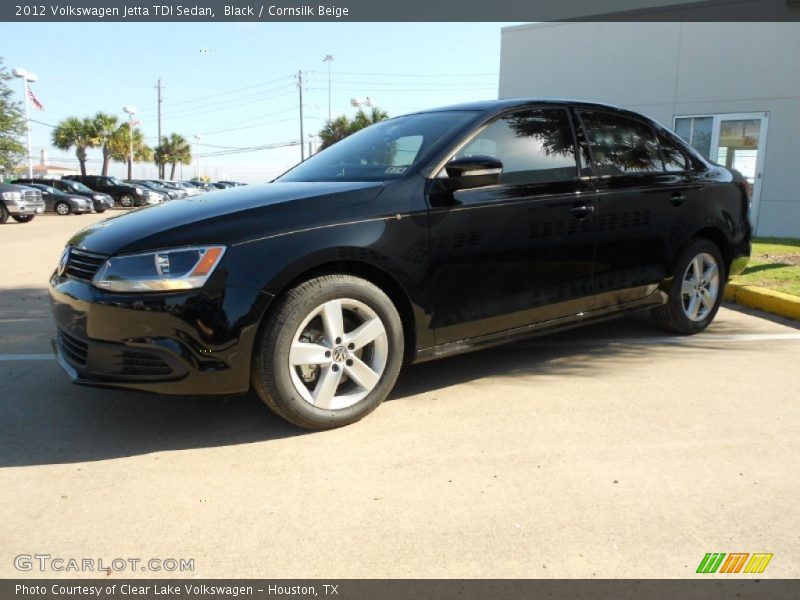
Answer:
68;181;385;255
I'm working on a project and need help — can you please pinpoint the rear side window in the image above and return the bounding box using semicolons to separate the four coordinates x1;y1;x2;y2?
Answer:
578;111;662;175
659;133;690;172
455;108;578;185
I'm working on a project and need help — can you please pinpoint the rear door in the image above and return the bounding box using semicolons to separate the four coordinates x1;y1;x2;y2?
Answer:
574;109;695;311
426;106;598;344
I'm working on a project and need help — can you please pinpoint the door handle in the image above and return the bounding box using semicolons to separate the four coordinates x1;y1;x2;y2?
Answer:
570;204;595;220
670;193;687;207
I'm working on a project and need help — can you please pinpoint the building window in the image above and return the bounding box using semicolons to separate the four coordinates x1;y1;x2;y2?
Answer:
674;116;713;159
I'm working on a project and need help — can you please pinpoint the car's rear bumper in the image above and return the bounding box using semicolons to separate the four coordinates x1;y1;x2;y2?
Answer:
50;275;273;395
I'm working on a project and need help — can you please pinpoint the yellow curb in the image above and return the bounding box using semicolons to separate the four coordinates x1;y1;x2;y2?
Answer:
724;281;800;321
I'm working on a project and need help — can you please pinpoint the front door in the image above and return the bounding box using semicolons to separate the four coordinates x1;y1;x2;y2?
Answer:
426;106;597;345
674;113;768;230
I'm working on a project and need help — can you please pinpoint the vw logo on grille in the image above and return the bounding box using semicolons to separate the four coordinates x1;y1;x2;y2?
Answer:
57;247;71;277
332;346;348;363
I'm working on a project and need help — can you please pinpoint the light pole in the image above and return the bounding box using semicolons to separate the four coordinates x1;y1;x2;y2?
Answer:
123;106;137;179
193;134;202;179
322;55;334;122
12;68;37;178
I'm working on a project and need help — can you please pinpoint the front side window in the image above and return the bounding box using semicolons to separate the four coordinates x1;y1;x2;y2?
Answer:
454;108;578;185
578;111;662;175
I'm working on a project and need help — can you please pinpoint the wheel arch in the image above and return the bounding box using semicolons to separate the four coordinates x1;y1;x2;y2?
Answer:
692;227;734;277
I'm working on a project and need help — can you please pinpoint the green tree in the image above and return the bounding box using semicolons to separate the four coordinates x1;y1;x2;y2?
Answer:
52;117;97;176
92;111;119;176
318;107;389;150
0;58;27;177
108;123;152;179
155;133;192;180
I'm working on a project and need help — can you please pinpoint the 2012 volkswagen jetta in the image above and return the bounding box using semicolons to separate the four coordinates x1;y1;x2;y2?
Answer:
50;99;751;429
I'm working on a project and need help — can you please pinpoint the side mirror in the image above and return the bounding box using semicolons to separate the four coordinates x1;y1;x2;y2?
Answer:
441;155;503;190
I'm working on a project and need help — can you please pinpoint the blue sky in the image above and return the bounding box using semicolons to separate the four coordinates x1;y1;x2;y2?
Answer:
3;22;519;182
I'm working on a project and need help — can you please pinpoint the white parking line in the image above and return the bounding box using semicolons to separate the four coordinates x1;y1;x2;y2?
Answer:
0;354;54;361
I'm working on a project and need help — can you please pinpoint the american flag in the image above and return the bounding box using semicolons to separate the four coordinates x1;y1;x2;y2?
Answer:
27;88;44;111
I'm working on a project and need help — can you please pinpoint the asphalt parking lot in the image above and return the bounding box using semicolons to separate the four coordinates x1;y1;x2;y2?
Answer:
1;213;799;578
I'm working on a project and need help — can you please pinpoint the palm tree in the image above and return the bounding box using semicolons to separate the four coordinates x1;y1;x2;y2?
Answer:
51;117;97;176
92;112;119;176
319;107;389;150
155;133;192;180
108;123;153;179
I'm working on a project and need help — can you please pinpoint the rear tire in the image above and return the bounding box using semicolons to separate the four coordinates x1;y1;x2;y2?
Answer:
253;275;404;430
651;238;726;334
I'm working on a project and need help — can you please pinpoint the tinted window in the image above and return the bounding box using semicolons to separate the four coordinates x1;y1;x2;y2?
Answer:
455;108;578;185
659;134;690;172
579;111;662;175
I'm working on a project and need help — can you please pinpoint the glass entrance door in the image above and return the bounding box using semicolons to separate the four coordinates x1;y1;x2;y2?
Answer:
674;112;769;229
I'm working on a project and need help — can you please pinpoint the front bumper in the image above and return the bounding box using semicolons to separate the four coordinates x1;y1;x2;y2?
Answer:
50;274;273;395
6;200;44;216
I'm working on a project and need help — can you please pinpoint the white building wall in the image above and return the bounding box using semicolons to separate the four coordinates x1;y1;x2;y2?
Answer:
499;22;800;237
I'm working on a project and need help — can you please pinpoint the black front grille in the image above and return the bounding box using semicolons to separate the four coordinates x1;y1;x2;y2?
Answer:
121;350;173;376
58;329;88;366
65;248;107;282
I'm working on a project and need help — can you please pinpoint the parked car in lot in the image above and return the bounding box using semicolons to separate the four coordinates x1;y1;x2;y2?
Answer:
23;183;92;215
152;180;189;199
185;181;215;192
50;99;751;430
171;181;203;196
0;182;44;223
218;180;247;187
63;175;152;208
12;178;114;212
126;180;173;202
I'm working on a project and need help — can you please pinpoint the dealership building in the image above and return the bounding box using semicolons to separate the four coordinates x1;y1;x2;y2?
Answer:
499;5;799;236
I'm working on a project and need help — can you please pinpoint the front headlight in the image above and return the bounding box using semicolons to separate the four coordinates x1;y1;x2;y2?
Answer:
1;191;22;201
134;187;144;195
93;194;104;200
92;246;226;292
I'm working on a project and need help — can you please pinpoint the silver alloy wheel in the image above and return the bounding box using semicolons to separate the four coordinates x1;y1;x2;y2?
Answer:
288;298;388;410
55;202;70;215
681;252;720;322
120;195;133;207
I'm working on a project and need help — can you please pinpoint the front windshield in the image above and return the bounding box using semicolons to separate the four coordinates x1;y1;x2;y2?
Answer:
278;110;478;183
108;176;124;185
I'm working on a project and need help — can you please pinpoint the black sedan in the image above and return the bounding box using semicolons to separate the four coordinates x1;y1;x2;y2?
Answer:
12;178;114;212
25;183;92;215
50;99;751;430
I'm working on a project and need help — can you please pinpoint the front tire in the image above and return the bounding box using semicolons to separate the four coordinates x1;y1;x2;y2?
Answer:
253;275;404;430
0;204;8;224
651;238;726;334
11;214;34;223
119;194;134;208
55;201;71;215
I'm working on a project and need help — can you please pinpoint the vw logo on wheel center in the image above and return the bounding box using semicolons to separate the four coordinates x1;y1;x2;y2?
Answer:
332;346;348;363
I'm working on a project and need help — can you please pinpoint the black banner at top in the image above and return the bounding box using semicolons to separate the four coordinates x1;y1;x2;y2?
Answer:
2;0;800;22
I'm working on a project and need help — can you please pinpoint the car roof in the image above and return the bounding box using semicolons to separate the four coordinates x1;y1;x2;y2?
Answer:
406;97;658;123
